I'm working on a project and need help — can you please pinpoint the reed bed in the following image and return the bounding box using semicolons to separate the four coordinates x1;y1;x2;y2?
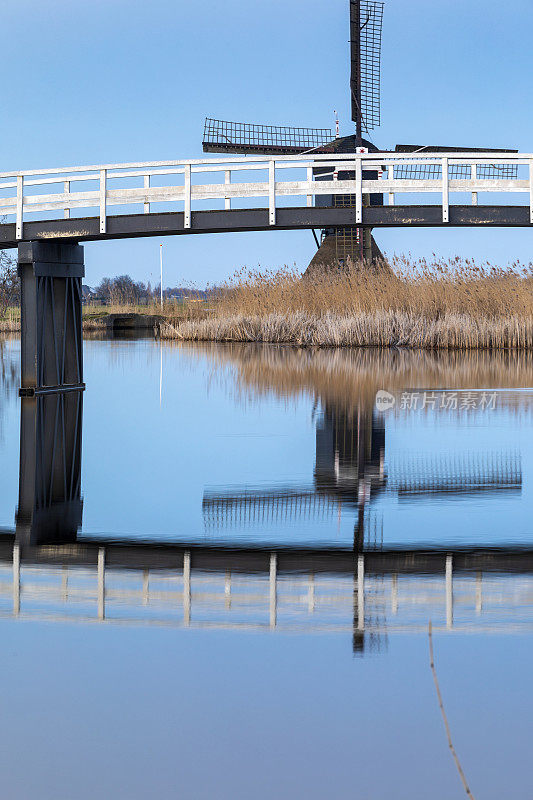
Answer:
161;309;533;349
0;319;20;333
161;256;533;349
0;306;20;332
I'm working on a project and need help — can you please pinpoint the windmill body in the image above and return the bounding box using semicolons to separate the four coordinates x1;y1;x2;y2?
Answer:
203;1;516;271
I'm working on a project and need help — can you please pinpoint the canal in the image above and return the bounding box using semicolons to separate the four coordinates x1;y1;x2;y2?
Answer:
0;335;531;799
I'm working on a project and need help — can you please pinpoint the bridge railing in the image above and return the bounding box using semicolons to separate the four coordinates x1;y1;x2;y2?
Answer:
3;545;533;634
0;152;531;239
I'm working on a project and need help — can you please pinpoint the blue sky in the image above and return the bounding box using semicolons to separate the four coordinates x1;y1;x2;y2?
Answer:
3;0;532;287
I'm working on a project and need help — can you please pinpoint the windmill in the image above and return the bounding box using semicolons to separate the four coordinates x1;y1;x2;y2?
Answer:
203;1;517;270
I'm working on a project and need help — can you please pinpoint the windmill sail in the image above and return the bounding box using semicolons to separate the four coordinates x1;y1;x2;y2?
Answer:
202;118;334;155
393;145;519;179
350;0;384;139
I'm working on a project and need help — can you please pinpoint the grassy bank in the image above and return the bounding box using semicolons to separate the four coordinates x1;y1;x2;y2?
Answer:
160;257;533;349
82;305;163;332
0;304;168;333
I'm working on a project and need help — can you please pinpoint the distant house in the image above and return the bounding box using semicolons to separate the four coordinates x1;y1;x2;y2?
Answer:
81;285;97;304
165;288;209;302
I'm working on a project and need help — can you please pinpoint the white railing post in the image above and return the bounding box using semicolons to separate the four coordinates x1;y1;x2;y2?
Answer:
16;175;23;240
99;169;107;234
471;163;478;206
475;571;482;615
144;175;150;214
225;169;231;210
388;164;394;206
446;554;453;629
391;573;398;614
97;548;105;620
355;157;363;224
225;570;232;609
306;166;313;207
269;160;276;225
64;181;70;219
62;566;69;601
269;552;277;628
184;164;191;229
357;554;365;630
307;572;315;612
142;569;149;605
441;157;449;223
183;550;191;625
13;544;20;616
529;160;533;224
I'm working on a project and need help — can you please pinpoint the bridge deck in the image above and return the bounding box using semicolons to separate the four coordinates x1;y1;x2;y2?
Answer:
0;205;531;248
1;533;533;574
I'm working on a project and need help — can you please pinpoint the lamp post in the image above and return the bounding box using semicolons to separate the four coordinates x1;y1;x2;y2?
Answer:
159;244;163;311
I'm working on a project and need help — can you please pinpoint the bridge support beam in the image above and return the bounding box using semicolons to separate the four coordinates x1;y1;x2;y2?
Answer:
18;241;84;396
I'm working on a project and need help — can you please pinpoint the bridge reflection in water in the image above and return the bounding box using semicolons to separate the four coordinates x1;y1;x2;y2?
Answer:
17;392;83;546
7;350;533;655
5;540;533;652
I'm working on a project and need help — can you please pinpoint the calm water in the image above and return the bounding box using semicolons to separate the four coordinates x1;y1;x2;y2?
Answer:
0;336;532;798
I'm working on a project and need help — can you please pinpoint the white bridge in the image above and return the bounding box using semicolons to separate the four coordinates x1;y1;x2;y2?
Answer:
1;150;533;246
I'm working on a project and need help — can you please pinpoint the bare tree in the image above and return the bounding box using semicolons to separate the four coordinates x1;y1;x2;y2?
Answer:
95;274;151;305
0;251;18;319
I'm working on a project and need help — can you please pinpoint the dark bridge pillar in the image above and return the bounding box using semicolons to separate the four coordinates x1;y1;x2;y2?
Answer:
18;241;84;395
16;392;83;545
16;241;85;545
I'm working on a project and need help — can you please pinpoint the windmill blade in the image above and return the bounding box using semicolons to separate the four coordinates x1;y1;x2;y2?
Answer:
202;118;334;155
350;1;384;138
202;488;342;530
387;450;522;496
394;145;519;179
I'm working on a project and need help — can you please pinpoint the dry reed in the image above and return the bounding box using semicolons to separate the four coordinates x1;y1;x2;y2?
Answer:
162;256;533;349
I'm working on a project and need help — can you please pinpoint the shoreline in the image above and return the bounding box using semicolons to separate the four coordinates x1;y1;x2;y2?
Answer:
0;312;161;335
159;311;533;350
2;310;533;350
